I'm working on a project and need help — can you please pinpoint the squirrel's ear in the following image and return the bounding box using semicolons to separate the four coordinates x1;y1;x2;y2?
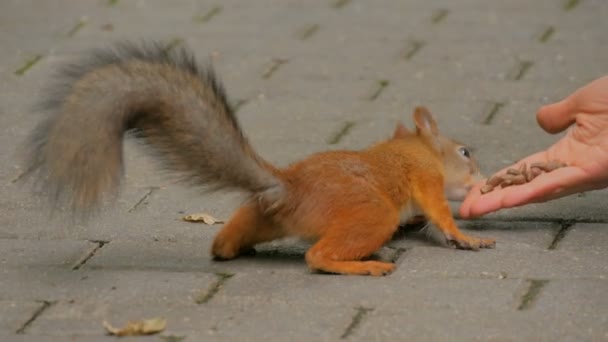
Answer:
413;106;439;137
392;121;411;139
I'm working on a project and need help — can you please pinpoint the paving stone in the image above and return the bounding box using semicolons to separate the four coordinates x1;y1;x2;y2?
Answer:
214;274;528;340
25;300;219;338
0;300;42;335
0;239;96;268
26;297;353;340
556;223;608;259
390;220;559;250
81;239;213;273
394;243;608;280
2;0;608;340
0;267;216;302
357;302;606;341
527;279;608;340
354;278;608;341
0;334;115;342
83;237;314;275
220;272;524;309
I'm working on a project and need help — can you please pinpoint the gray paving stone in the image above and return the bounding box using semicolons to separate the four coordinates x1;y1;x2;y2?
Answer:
0;300;42;335
212;274;529;341
395;243;607;280
0;334;116;342
357;308;529;341
357;301;606;341
25;300;219;337
83;237;314;275
23;274;524;339
0;239;96;267
81;239;214;273
220;273;525;310
557;223;608;258
528;279;608;341
1;0;608;340
390;220;559;250
26;297;353;340
0;267;216;301
0;172;237;242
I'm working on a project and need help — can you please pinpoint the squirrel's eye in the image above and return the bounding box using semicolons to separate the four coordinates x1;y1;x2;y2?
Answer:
458;147;471;159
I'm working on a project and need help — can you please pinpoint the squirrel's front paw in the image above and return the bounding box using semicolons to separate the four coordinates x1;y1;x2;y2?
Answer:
446;234;495;250
211;236;254;260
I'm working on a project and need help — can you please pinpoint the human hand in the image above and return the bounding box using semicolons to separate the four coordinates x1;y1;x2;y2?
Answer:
460;76;608;218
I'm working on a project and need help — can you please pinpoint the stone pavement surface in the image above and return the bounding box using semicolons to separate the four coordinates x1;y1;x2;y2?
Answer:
1;0;607;341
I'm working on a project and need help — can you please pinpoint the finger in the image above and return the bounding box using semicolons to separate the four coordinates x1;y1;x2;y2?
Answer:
501;166;596;205
461;182;518;218
466;167;589;217
459;151;550;218
536;97;577;134
459;181;484;218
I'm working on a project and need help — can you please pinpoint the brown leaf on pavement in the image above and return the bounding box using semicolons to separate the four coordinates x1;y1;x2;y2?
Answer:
182;212;224;225
102;317;167;336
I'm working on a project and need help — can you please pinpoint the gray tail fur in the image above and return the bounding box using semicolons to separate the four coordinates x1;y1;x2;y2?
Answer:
24;41;283;214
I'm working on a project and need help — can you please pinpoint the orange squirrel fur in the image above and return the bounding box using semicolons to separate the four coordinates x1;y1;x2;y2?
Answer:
23;42;494;276
212;109;495;276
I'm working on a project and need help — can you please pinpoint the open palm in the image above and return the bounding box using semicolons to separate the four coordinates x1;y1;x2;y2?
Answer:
460;76;608;218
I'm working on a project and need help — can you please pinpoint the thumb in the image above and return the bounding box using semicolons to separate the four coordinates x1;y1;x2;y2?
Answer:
536;97;576;134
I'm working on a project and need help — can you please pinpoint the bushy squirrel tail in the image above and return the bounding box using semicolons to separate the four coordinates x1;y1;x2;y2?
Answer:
24;42;283;213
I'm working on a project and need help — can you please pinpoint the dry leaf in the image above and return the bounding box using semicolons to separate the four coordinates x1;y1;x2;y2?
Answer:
182;213;224;225
103;317;166;336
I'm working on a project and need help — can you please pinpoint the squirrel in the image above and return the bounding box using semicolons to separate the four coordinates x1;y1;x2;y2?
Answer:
23;42;495;276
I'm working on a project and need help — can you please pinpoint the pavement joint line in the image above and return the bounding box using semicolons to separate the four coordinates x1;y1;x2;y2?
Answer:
15;300;55;334
548;220;574;250
539;26;555;43
328;121;356;144
193;6;222;23
10;166;34;184
564;0;581;11
341;306;373;339
15;55;43;76
262;58;288;79
509;60;534;81
297;24;320;40
517;279;549;310
332;0;351;9
431;9;449;24
402;40;425;60
368;80;389;101
72;240;109;270
67;17;88;37
128;187;159;213
196;272;234;304
481;101;506;125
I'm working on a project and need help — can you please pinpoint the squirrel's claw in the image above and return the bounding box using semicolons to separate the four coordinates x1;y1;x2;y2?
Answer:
446;235;495;250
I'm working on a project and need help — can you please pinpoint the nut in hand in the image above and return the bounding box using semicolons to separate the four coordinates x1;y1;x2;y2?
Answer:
480;184;494;194
531;160;566;172
480;160;566;194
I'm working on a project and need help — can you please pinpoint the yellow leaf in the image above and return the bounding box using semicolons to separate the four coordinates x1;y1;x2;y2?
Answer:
103;317;166;336
182;213;224;225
